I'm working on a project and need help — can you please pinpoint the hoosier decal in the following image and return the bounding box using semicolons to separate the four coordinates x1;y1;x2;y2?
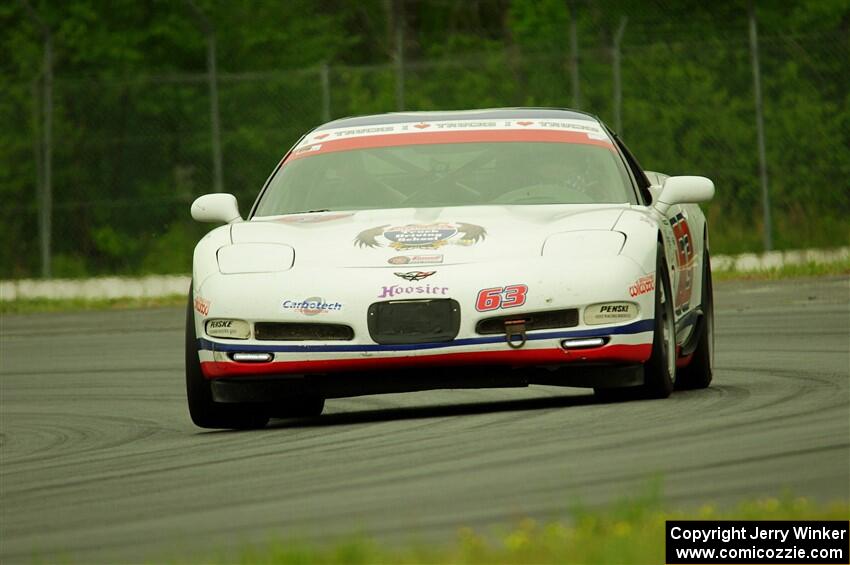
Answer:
378;284;448;299
354;222;486;250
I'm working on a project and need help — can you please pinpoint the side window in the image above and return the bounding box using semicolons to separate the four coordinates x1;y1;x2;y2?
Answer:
612;136;653;205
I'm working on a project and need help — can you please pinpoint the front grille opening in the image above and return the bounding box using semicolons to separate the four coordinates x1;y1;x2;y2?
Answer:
476;308;579;335
254;322;354;341
368;299;461;345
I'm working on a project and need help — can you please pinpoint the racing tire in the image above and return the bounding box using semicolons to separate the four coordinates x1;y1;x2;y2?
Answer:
641;243;677;398
595;243;676;401
185;290;269;430
675;248;714;390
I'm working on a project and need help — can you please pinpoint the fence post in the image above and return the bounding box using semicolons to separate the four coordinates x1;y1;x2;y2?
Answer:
612;16;627;135
187;0;224;194
749;2;772;251
393;0;405;111
21;0;52;278
569;1;580;109
42;35;53;278
207;33;224;193
31;78;43;217
320;63;331;122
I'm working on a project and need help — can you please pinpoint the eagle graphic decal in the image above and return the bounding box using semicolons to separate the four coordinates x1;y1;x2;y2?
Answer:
354;222;487;250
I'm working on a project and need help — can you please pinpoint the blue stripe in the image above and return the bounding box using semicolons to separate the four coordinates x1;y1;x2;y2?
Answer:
198;319;654;353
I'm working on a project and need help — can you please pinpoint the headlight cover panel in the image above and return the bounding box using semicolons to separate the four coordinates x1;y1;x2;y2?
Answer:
216;243;295;274
542;230;626;260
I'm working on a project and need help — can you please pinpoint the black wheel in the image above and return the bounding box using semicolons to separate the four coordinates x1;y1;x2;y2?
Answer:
676;248;714;390
185;290;269;430
641;243;677;398
595;243;676;401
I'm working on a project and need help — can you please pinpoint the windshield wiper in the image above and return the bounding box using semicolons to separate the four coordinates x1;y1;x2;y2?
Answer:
290;209;331;214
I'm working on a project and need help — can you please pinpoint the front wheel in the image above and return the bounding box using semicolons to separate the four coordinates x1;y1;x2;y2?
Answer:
185;290;269;430
595;243;676;401
676;248;714;390
641;243;677;398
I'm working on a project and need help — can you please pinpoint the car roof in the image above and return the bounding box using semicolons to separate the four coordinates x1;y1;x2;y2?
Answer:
314;107;600;131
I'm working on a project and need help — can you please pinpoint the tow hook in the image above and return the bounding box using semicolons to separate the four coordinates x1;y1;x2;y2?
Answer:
504;319;528;349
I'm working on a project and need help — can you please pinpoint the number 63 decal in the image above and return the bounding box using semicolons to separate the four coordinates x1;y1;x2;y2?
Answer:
476;284;528;312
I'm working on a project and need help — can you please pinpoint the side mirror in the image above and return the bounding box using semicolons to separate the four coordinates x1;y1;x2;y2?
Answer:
653;176;714;215
647;184;662;203
191;193;242;224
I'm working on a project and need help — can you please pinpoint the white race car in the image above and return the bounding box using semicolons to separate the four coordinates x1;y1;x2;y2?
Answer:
186;108;715;429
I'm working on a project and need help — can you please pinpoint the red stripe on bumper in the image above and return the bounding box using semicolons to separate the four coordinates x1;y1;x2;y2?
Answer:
200;344;653;379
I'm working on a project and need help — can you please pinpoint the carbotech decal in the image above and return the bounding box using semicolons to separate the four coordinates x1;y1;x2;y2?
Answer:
475;284;528;312
193;296;210;316
387;254;444;265
378;284;449;299
394;271;436;281
283;297;343;315
355;222;486;250
629;275;655;297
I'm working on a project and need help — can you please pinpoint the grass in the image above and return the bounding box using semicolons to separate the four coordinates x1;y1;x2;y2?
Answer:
712;259;850;281
0;294;186;315
180;493;849;564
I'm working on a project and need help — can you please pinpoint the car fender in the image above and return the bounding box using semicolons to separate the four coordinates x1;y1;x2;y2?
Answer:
615;208;665;275
192;224;232;296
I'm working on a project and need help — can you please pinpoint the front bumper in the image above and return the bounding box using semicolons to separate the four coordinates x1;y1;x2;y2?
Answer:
194;255;656;380
198;318;654;378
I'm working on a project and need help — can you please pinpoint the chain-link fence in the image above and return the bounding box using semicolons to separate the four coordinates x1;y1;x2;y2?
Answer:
1;17;847;279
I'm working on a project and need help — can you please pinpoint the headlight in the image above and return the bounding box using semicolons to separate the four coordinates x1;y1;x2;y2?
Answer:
584;302;639;325
206;319;251;339
216;243;294;274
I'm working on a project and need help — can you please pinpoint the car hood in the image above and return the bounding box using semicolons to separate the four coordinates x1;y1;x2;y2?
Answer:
232;205;629;268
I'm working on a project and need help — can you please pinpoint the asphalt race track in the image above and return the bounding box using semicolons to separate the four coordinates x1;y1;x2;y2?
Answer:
1;277;848;563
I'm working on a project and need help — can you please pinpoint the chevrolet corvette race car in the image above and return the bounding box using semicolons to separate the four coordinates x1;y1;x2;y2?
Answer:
186;108;715;429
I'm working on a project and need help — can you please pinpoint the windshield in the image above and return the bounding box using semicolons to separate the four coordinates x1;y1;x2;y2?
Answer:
254;128;636;216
